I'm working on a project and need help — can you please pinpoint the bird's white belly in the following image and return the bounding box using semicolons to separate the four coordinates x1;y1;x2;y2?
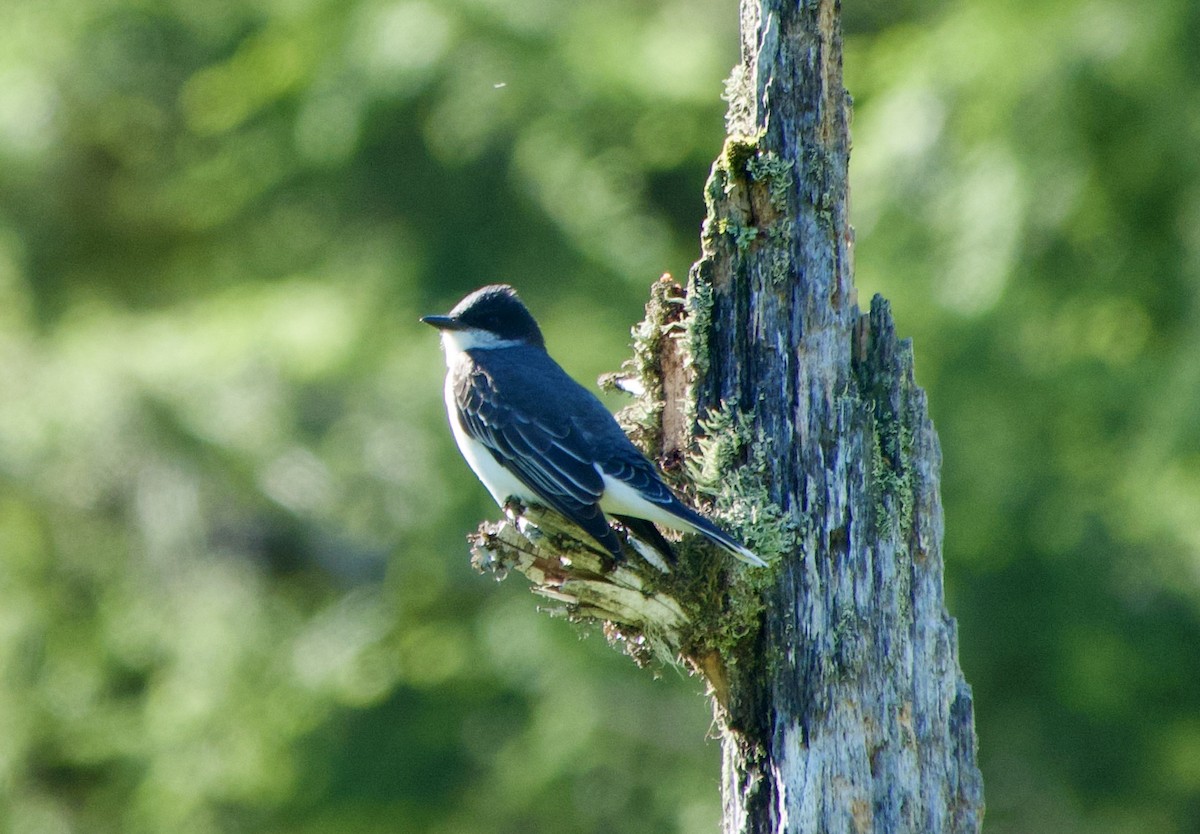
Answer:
444;373;534;506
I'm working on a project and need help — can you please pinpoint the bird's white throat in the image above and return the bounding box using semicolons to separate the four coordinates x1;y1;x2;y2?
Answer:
438;328;524;369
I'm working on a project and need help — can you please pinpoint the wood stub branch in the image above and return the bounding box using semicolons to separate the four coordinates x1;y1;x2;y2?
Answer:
468;504;691;667
467;500;760;711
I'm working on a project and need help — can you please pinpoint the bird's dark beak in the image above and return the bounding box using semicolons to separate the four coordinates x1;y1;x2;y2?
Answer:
420;315;464;330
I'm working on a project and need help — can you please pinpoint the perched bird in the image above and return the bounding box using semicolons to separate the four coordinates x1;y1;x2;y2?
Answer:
422;284;766;568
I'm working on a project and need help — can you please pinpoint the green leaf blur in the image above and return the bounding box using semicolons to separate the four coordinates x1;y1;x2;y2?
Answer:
0;0;1194;832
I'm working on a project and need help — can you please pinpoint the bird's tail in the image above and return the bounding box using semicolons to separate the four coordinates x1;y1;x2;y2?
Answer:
672;504;768;567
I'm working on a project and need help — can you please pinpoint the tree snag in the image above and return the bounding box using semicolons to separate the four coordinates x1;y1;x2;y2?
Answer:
470;1;985;831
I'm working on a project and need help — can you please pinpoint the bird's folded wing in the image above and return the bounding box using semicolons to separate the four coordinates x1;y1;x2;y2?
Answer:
456;368;621;555
597;455;677;507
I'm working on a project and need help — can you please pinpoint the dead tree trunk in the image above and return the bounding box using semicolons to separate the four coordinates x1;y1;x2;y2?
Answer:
689;1;986;831
471;0;984;832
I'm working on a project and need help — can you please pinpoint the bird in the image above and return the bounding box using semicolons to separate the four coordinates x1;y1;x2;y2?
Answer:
421;284;766;568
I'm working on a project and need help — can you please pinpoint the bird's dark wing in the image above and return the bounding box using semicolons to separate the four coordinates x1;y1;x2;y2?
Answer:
454;362;624;559
596;452;678;508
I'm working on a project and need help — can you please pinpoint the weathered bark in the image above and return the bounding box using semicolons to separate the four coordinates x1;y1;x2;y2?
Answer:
470;0;984;832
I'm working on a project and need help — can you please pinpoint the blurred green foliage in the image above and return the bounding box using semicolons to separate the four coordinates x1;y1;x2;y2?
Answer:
0;0;1196;832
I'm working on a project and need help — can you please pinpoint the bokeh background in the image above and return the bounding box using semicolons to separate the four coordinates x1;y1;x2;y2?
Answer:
1;0;1198;831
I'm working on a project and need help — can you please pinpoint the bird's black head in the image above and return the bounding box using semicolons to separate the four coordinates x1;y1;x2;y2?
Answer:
422;284;545;348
